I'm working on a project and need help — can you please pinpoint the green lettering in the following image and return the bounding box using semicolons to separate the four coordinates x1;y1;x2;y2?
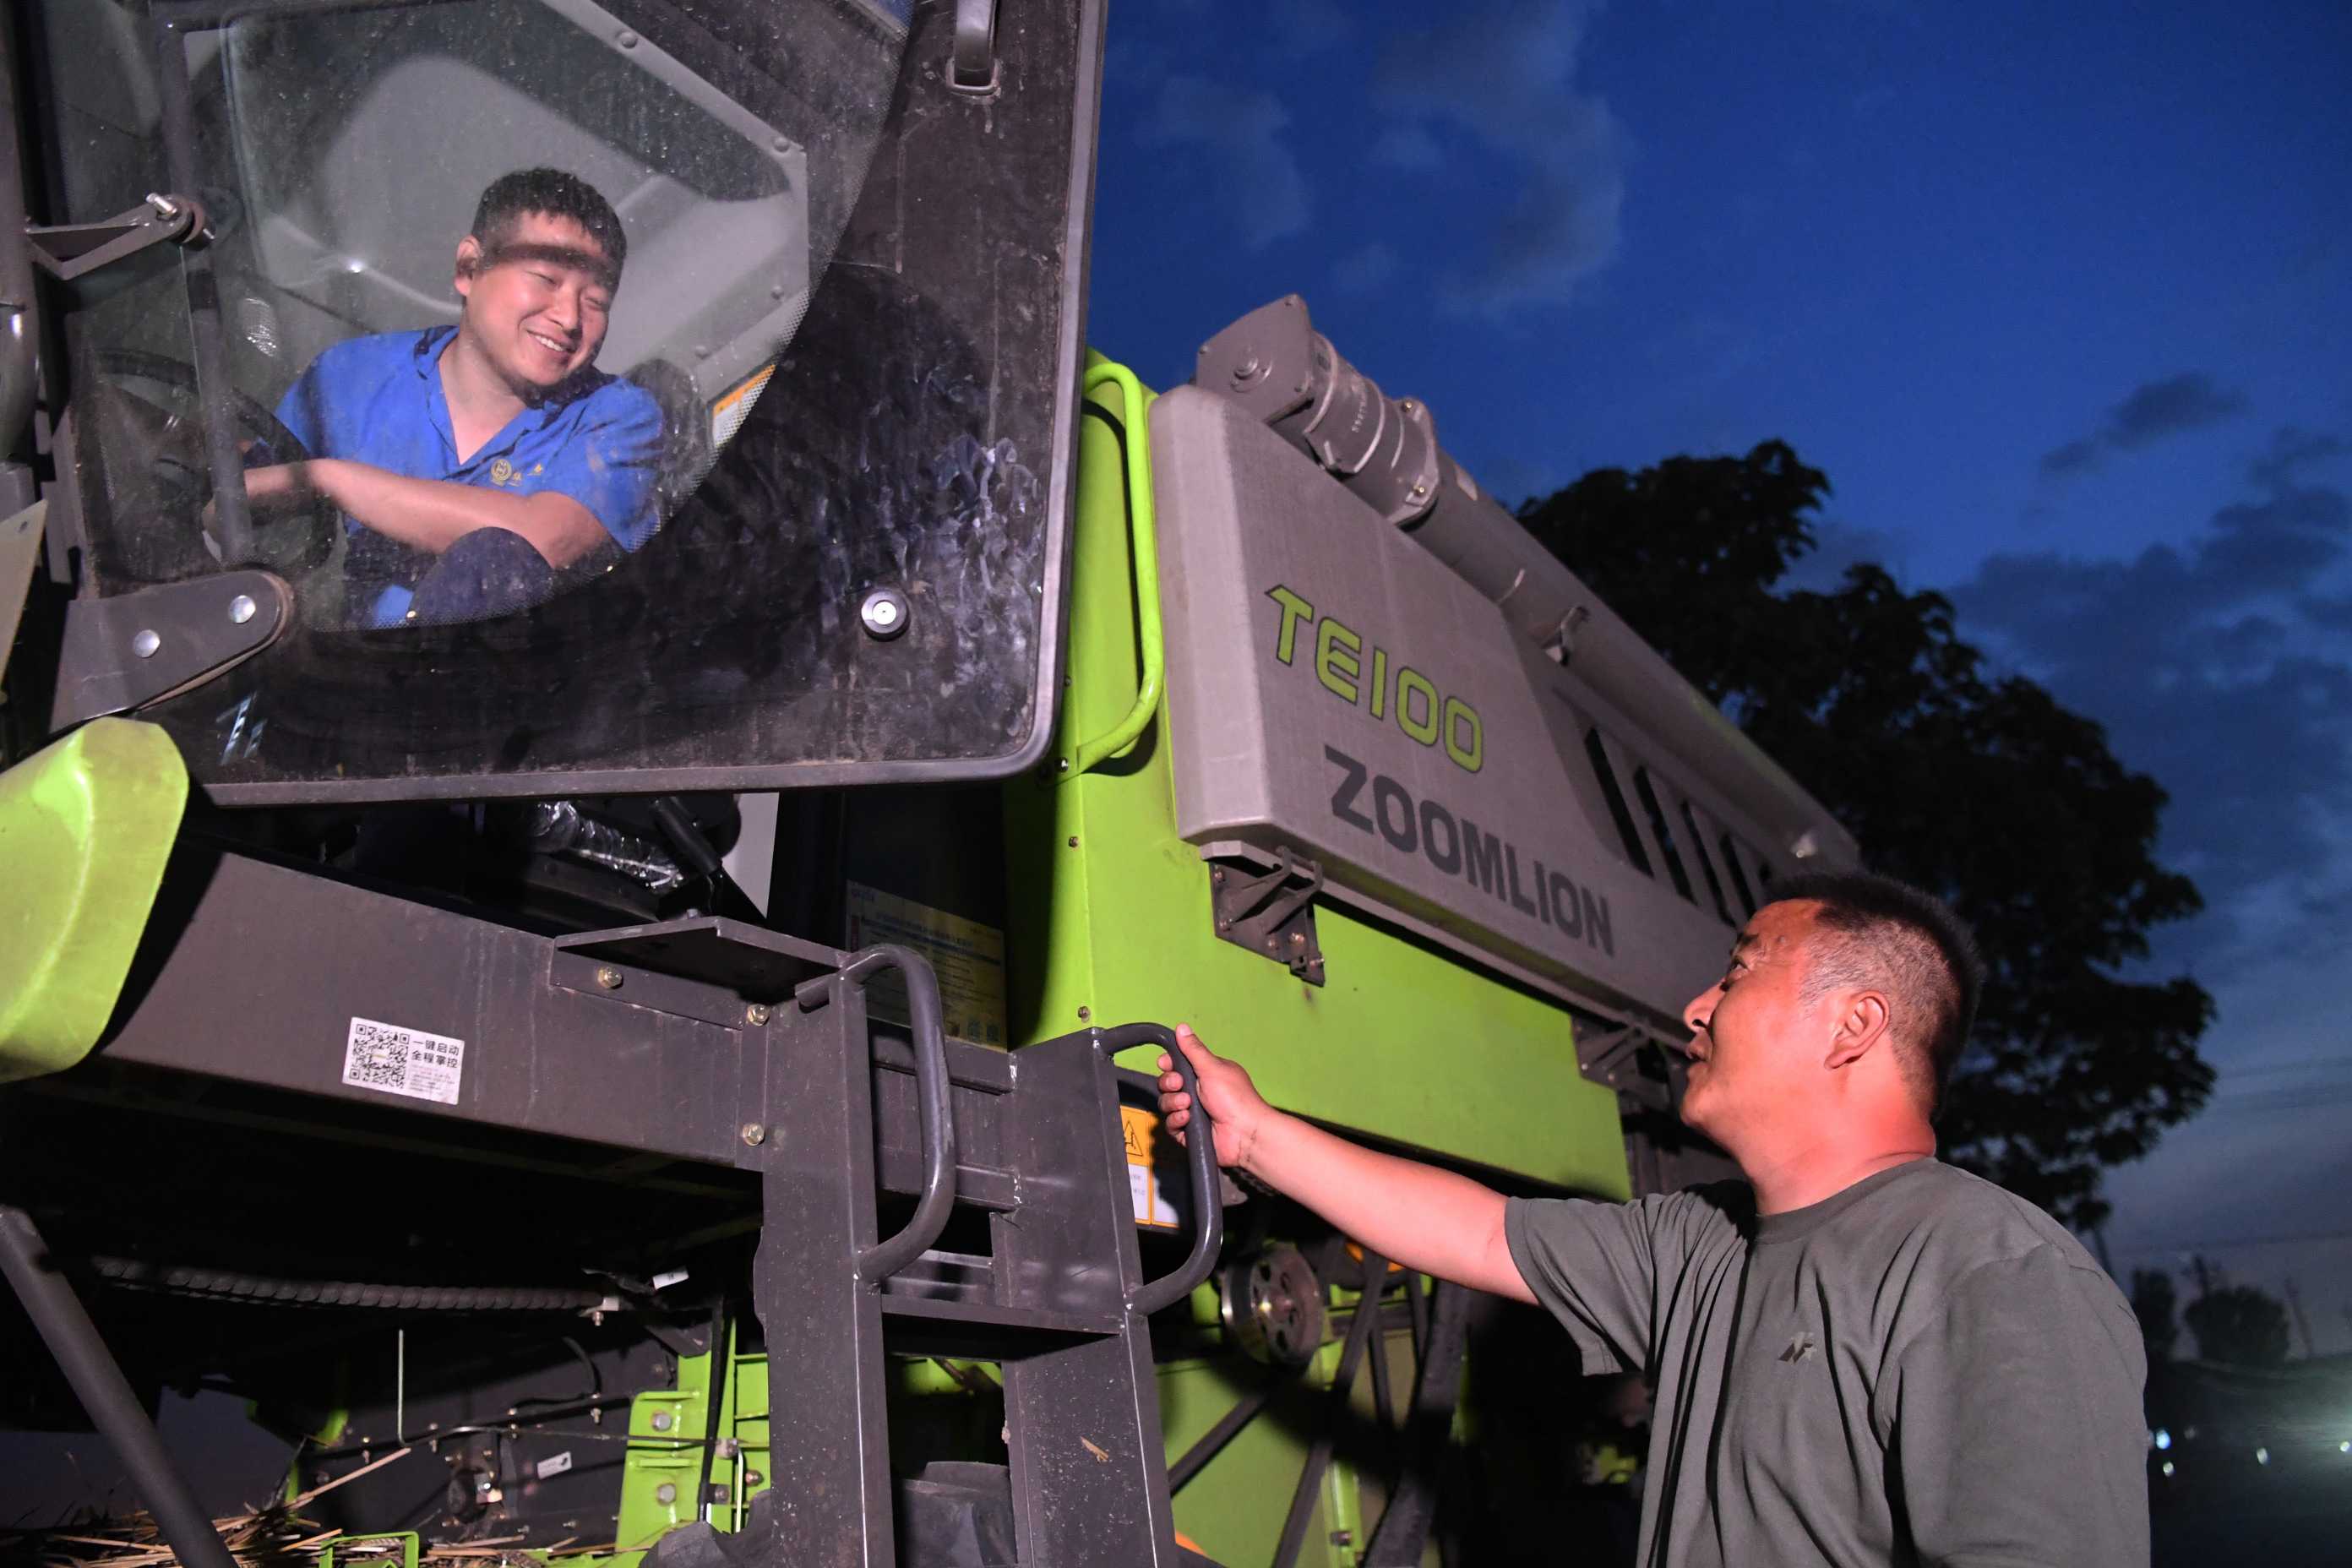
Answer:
1316;617;1363;704
1369;647;1389;719
1267;585;1314;666
1396;667;1439;743
1444;697;1483;773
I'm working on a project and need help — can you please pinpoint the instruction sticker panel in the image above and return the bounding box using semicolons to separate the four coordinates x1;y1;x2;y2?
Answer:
845;883;1010;1048
342;1017;466;1106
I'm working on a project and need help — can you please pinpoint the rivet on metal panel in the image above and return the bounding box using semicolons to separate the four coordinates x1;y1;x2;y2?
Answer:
1075;1006;1091;1021
131;629;160;658
595;966;623;990
740;1123;766;1146
1066;836;1078;848
744;1004;770;1026
616;30;638;47
650;1412;672;1432
228;594;256;624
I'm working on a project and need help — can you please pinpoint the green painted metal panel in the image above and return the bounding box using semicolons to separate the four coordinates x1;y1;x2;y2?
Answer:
1009;359;1627;1197
0;718;189;1083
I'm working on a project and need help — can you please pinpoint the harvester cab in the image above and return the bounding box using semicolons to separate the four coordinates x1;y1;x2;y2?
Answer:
2;2;1859;1565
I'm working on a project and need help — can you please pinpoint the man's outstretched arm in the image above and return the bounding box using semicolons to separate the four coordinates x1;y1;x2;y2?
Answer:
247;459;609;569
1157;1027;1534;1304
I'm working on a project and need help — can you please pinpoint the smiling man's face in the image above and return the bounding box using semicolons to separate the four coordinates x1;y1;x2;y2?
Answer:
1678;900;1829;1144
452;211;616;395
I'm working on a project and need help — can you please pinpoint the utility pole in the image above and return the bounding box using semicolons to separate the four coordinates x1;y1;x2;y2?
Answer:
2282;1277;2314;1360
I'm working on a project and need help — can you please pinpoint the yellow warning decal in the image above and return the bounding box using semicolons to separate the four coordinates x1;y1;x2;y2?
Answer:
1120;1106;1180;1229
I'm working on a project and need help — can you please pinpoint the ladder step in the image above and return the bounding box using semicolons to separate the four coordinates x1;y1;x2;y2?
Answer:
878;1294;1123;1358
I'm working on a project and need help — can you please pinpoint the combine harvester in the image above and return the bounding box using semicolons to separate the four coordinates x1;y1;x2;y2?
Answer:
0;2;1854;1564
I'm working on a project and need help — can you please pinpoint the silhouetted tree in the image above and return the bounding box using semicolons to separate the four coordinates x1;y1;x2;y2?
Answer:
2132;1268;2181;1364
2183;1258;2291;1367
1519;444;2214;1228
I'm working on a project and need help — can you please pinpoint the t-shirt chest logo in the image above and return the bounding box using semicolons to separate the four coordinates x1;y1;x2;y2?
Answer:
486;458;546;488
1778;1331;1819;1364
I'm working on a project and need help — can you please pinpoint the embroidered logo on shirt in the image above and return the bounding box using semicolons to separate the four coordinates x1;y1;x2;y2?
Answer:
490;457;520;487
1779;1331;1818;1364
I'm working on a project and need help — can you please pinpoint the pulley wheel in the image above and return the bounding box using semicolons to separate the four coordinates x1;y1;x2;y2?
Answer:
1219;1245;1324;1368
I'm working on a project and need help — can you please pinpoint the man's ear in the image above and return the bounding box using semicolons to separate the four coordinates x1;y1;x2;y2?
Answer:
454;235;483;301
1823;991;1892;1070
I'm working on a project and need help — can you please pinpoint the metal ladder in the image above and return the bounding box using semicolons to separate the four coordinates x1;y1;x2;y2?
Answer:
648;947;1224;1568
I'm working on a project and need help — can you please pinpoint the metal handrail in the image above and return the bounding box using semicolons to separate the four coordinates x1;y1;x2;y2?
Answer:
1093;1021;1222;1315
1064;359;1164;779
826;945;956;1285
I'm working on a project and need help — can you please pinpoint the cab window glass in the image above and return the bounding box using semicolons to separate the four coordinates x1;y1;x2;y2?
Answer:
39;0;1086;794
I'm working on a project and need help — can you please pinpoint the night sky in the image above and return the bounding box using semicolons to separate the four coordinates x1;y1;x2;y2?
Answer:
1086;0;2352;1348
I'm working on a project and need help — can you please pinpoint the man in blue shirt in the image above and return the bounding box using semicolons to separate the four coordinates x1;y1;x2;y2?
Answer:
253;168;665;626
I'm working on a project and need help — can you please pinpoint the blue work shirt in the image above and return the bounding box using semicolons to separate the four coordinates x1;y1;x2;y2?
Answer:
272;326;665;626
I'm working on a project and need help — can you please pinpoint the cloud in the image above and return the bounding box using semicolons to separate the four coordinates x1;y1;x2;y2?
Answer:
2037;372;2250;477
1331;241;1399;296
1955;429;2352;969
1373;0;1626;313
1139;76;1309;249
2248;424;2349;488
2106;373;2250;449
2036;437;2102;477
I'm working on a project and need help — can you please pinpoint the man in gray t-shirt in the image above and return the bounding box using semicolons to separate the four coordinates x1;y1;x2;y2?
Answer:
1159;871;2148;1567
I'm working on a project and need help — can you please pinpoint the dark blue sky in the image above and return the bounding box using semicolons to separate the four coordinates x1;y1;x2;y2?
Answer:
1088;0;2352;1348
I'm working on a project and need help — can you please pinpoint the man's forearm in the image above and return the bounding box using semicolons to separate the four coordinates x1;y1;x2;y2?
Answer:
264;460;605;568
1239;1110;1533;1303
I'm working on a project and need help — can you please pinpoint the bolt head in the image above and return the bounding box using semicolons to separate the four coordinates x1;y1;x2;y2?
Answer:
132;629;161;658
650;1411;673;1432
654;1483;677;1505
740;1122;767;1146
229;593;258;624
617;29;639;47
596;966;623;989
1076;1006;1092;1021
859;587;911;640
744;1003;771;1026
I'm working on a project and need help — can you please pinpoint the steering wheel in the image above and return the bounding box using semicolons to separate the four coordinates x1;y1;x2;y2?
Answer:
88;346;340;580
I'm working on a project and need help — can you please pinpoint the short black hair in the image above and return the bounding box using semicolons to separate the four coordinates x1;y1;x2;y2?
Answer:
1763;870;1984;1119
470;168;628;277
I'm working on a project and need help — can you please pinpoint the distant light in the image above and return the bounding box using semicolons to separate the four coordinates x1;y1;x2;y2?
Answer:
2153;1429;2172;1451
2340;1440;2349;1455
2183;1424;2198;1440
344;258;367;274
2255;1446;2269;1466
2160;1461;2175;1478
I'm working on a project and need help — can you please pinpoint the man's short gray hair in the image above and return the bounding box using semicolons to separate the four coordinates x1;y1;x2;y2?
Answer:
1766;871;1984;1119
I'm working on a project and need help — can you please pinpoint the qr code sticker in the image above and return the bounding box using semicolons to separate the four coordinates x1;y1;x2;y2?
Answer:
343;1018;466;1106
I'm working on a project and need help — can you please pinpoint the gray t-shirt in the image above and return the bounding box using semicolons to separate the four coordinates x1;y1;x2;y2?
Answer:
1506;1158;2148;1568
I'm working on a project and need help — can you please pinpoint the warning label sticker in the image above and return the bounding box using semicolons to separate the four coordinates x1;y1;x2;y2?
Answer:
1120;1106;1181;1228
845;883;1010;1049
341;1017;465;1106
